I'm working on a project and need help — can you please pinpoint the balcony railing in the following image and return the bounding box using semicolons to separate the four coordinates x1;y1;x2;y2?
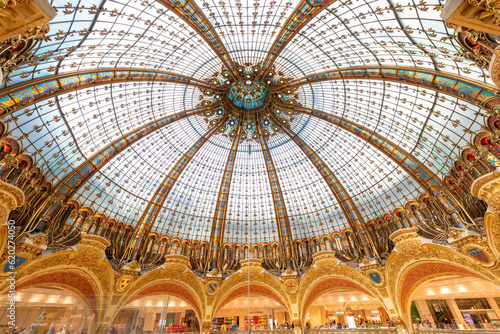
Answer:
305;329;398;334
413;323;500;332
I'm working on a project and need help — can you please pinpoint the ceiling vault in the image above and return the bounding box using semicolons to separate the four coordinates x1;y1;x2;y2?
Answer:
158;0;238;78
0;69;212;116
127;113;230;261
257;123;294;260
210;125;243;251
270;113;376;258
287;66;500;112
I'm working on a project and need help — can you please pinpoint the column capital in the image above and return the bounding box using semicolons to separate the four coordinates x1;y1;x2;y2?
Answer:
163;254;191;271
389;228;421;253
74;234;110;265
472;171;500;214
0;180;24;225
0;181;24;258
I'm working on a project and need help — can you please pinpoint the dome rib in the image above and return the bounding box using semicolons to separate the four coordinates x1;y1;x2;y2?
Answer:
0;69;212;117
288;66;500;112
270;113;374;257
37;106;211;222
257;124;294;257
129;114;230;259
210;125;243;250
260;0;336;72
160;0;238;78
285;104;441;191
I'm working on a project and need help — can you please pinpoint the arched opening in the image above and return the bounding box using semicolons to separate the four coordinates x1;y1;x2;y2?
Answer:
110;295;200;334
303;288;386;330
408;275;500;331
213;294;291;331
0;286;94;333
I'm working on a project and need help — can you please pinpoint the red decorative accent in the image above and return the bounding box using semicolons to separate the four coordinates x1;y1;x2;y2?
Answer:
3;144;11;153
399;263;480;313
218;285;287;312
129;283;201;318
482;137;491;146
303;279;372;315
17;272;98;308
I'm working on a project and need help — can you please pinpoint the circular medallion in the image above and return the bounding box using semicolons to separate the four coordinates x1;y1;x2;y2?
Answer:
227;80;270;110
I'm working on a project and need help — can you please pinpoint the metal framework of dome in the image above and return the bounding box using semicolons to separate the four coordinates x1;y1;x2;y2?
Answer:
2;0;500;275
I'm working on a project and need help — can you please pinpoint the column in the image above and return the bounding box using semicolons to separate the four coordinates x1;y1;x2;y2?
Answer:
414;300;435;325
487;297;500;322
0;181;24;257
446;298;464;324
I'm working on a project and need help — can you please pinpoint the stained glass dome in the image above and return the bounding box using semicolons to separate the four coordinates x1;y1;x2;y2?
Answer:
1;0;492;249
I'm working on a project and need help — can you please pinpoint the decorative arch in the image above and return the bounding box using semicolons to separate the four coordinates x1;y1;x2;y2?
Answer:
120;281;203;321
385;234;500;326
0;138;19;155
212;269;291;320
216;283;290;314
297;259;388;321
16;270;98;309
299;275;384;323
117;260;206;321
397;261;485;316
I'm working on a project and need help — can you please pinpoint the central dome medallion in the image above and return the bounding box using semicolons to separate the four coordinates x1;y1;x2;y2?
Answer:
227;80;270;110
201;64;300;140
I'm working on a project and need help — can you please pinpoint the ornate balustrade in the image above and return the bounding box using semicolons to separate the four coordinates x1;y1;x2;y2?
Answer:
214;330;297;334
305;329;398;334
415;329;500;333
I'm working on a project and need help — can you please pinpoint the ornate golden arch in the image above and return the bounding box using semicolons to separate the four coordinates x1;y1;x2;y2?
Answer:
213;282;291;317
298;275;386;322
211;269;292;320
386;241;500;325
115;263;206;322
119;281;204;321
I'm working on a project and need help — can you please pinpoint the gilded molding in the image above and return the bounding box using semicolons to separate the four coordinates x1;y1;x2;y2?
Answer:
471;171;500;214
0;180;25;258
490;47;500;88
0;0;56;42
